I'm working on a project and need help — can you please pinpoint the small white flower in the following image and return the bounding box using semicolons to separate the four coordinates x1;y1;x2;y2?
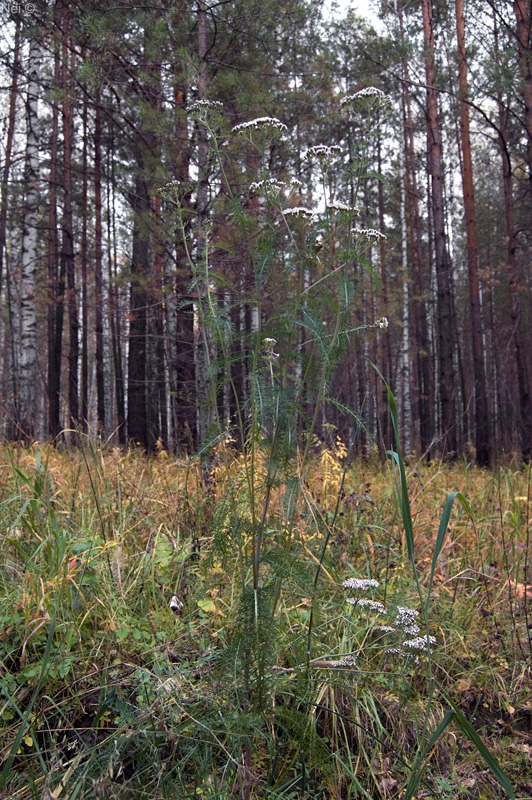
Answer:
187;99;223;114
341;88;389;106
263;337;277;346
395;606;420;635
283;207;316;220
232;117;287;134
348;598;385;613
351;227;387;241
374;625;395;633
386;647;405;656
249;178;286;194
403;635;437;653
337;655;358;667
327;200;358;213
376;317;389;329
342;578;380;590
305;144;342;160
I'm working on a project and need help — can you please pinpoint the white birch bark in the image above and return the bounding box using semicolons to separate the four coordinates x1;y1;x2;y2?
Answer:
19;36;41;439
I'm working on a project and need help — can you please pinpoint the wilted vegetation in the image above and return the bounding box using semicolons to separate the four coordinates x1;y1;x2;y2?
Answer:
1;438;530;799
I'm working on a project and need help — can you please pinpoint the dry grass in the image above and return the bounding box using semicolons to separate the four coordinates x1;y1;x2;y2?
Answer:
0;442;531;799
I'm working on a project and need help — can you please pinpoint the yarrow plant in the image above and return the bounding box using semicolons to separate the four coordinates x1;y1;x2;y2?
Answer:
231;116;287;134
340;87;391;108
352;226;387;240
342;581;437;659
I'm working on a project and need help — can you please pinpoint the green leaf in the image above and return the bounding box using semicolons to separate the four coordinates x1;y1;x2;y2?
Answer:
439;687;515;799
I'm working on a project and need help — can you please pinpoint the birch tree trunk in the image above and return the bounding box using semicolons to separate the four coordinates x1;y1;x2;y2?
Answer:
18;33;41;440
0;15;20;303
194;0;215;445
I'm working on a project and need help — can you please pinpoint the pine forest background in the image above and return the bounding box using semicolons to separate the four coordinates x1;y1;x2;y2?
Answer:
1;0;532;465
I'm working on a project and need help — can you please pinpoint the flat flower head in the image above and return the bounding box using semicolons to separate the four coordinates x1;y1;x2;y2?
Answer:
403;635;436;653
327;200;359;214
282;207;317;223
351;227;386;241
342;577;380;591
341;88;392;111
249;178;287;198
305;144;342;160
187;99;224;122
232;117;287;135
348;598;385;613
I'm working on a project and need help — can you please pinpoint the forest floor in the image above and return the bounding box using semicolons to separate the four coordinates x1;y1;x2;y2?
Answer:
1;442;531;799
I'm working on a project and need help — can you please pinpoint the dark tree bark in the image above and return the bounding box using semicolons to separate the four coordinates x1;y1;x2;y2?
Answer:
108;139;126;445
61;4;78;429
421;0;457;457
397;0;434;456
94;95;106;436
495;9;531;459
80;69;89;432
127;175;150;447
514;0;532;188
48;14;62;439
455;0;490;465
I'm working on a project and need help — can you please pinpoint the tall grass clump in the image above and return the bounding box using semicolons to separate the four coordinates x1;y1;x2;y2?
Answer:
0;89;525;800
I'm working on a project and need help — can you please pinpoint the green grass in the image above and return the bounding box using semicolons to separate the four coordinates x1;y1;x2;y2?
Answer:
0;442;530;799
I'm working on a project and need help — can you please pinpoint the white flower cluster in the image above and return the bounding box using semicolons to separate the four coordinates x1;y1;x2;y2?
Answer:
282;207;316;220
232;117;287;134
158;179;181;193
327;200;358;213
337;654;358;667
351;227;387;241
342;577;380;590
341;87;389;105
347;598;385;613
403;635;437;652
250;178;286;194
376;317;389;329
395;606;421;635
305;144;342;160
187;99;223;114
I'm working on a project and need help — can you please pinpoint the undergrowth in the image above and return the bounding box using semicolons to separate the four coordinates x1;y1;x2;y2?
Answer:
0;442;530;799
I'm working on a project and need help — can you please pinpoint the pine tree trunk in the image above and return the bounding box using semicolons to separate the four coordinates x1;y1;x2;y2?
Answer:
80;71;89;432
94;96;106;436
398;109;411;455
397;0;434;456
514;0;532;187
127;176;149;447
421;0;457;457
61;7;78;430
495;9;531;459
48;23;62;440
455;0;490;465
